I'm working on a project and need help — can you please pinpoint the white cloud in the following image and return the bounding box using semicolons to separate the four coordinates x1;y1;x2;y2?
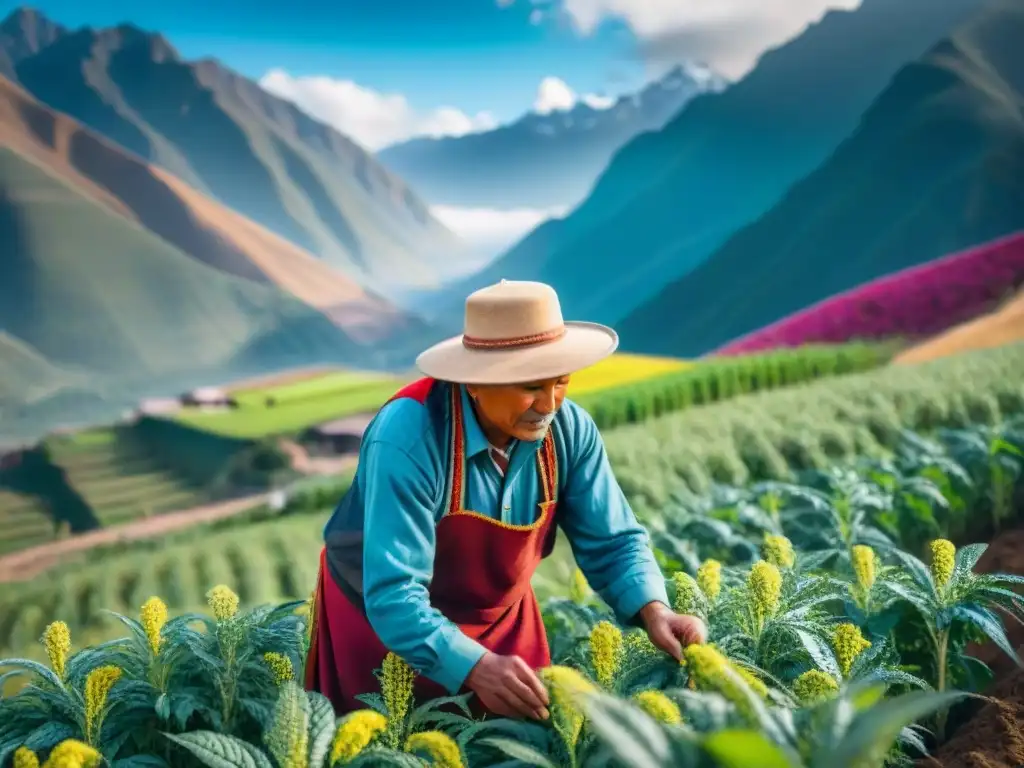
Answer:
559;0;862;79
529;8;545;24
533;76;613;114
259;69;498;150
431;204;568;257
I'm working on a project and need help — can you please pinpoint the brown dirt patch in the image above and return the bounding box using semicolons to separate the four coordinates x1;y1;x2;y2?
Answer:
895;291;1024;364
919;528;1024;767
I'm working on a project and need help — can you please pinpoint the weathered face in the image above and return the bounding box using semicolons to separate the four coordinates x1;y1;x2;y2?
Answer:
466;375;570;444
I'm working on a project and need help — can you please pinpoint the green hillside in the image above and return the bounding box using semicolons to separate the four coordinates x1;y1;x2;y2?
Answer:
618;0;1024;356
0;146;368;434
444;0;986;328
0;10;469;296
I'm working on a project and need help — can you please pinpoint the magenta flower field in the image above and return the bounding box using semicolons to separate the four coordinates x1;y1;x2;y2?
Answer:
715;231;1024;356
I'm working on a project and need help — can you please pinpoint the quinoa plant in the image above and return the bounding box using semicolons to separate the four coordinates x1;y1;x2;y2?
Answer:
882;538;1024;739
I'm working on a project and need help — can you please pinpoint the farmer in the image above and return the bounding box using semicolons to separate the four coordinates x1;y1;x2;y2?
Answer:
304;280;707;720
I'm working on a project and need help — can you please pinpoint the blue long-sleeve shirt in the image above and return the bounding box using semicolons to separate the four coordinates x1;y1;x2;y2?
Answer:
323;383;668;694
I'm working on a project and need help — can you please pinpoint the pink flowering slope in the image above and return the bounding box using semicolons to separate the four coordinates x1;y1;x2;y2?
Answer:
715;231;1024;356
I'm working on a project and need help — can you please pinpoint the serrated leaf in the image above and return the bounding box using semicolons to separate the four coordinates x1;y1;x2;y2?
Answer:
306;692;336;767
165;731;275;768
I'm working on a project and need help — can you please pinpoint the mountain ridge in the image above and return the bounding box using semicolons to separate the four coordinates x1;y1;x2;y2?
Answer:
377;64;726;210
0;7;470;301
440;0;989;330
618;0;1024;356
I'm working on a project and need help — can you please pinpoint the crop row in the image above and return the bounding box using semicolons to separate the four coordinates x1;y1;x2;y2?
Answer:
0;513;328;656
2;416;1021;765
717;230;1024;355
577;341;895;430
605;342;1024;510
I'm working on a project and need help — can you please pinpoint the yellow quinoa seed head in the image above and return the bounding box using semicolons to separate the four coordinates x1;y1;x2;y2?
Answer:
404;731;464;767
748;560;783;625
792;669;840;705
763;535;796;569
851;545;876;592
206;585;240;621
330;710;388;764
929;539;956;588
42;621;71;679
569;568;590;604
381;652;416;725
539;665;594;750
588;621;624;688
263;652;295;685
633;690;682;725
13;747;40;768
683;645;762;721
41;739;101;768
697;560;722;602
139;597;168;656
832;623;872;678
672;571;700;615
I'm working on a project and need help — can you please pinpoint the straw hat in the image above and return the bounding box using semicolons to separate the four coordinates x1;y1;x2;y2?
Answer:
416;280;619;384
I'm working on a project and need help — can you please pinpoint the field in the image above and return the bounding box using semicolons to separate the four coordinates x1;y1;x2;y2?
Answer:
2;342;1023;766
716;230;1024;356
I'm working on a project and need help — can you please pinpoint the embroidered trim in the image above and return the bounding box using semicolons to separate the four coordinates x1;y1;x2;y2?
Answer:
441;387;559;531
303;559;324;683
462;326;566;350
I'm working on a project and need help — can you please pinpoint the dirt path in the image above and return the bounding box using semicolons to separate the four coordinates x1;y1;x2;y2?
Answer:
0;492;270;583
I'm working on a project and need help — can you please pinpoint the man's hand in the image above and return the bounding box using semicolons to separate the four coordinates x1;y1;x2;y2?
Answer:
465;652;550;720
639;601;707;661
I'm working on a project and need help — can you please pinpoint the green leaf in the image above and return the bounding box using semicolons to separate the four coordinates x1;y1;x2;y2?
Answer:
796;630;841;678
702;730;797;768
306;692;336;768
354;692;388;715
826;690;967;767
950;605;1021;665
0;658;64;689
112;757;171;767
164;731;275;768
479;737;559;768
953;543;987;577
583;693;684;768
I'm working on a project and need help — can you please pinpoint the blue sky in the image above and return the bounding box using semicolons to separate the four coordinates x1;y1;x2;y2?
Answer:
1;0;859;248
1;0;645;123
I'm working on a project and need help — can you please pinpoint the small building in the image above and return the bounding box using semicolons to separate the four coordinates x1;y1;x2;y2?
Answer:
138;397;182;416
302;413;374;456
181;387;234;408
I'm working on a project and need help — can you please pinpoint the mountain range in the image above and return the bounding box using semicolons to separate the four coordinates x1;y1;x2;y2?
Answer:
434;0;993;331
377;64;726;211
0;8;463;440
618;0;1024;356
0;8;470;302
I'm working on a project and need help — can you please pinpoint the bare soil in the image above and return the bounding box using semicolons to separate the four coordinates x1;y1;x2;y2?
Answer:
895;292;1024;365
919;528;1024;767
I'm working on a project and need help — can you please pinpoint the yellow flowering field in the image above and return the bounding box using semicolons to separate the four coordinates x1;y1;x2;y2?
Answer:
568;352;691;396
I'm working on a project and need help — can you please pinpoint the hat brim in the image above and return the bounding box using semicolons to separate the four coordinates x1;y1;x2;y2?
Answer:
415;321;619;385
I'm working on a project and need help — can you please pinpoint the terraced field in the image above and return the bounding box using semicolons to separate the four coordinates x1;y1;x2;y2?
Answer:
0;489;53;556
172;371;406;438
44;429;213;527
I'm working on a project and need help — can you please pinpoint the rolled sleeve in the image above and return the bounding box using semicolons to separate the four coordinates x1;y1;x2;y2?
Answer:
362;440;487;692
558;405;668;624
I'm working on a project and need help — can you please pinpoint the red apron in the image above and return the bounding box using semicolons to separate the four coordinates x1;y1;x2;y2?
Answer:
304;378;559;714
